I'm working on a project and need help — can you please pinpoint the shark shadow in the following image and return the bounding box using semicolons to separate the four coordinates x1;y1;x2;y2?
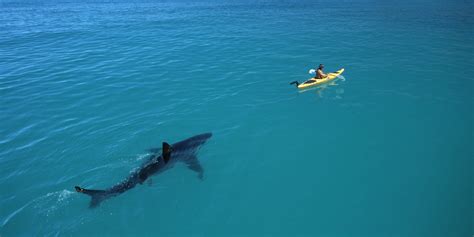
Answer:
74;132;212;208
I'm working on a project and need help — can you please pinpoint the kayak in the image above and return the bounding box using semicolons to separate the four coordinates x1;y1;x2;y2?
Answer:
297;68;345;89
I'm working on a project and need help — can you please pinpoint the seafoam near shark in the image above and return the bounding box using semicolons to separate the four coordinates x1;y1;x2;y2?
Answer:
75;133;212;207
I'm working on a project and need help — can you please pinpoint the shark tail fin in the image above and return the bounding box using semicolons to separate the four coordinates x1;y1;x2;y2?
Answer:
75;186;107;208
162;142;173;163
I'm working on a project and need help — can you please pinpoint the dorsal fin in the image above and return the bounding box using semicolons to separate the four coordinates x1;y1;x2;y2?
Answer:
162;142;172;163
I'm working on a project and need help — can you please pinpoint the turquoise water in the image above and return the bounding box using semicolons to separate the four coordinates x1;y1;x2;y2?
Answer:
1;0;473;236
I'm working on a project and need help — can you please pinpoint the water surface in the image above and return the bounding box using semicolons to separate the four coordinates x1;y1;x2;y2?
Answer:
0;0;472;236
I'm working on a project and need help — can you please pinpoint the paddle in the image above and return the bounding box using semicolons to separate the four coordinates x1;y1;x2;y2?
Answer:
289;68;318;87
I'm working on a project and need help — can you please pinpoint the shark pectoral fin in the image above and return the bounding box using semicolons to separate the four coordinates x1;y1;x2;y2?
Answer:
184;155;204;180
189;163;204;180
162;142;173;164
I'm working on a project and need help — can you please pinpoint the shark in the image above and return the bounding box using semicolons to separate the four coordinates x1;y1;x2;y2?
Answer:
74;132;212;208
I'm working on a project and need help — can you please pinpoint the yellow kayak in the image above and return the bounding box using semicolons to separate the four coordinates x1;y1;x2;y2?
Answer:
290;68;345;89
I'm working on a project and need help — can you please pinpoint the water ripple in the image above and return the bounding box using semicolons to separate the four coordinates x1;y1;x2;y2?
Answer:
0;1;472;236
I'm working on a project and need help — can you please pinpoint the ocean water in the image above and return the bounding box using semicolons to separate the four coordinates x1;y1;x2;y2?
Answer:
0;0;473;236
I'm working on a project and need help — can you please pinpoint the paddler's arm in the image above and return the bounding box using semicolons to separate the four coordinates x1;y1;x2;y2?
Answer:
317;69;327;79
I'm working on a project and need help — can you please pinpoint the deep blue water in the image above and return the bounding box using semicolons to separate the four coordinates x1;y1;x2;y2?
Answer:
0;0;473;236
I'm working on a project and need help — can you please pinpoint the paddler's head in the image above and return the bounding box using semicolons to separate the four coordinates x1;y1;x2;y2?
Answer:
318;64;324;70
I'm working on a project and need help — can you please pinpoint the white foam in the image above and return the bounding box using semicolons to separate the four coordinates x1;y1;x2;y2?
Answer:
2;189;76;227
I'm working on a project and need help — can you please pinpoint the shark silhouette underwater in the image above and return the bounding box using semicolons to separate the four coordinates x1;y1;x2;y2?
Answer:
75;132;212;208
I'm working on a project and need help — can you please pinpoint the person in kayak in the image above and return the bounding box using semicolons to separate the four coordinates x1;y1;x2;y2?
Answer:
315;64;327;79
289;64;330;87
